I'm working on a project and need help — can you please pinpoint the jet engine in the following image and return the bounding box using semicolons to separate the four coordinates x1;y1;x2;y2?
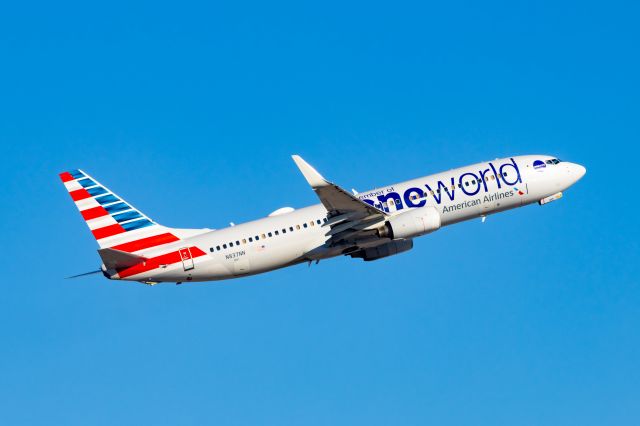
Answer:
377;206;441;240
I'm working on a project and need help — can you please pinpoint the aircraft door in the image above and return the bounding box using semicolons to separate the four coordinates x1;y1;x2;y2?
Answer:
179;247;195;271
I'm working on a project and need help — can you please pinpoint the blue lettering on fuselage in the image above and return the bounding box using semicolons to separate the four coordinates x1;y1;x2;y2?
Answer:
359;158;522;212
426;176;456;204
404;187;426;208
376;191;403;211
460;171;482;196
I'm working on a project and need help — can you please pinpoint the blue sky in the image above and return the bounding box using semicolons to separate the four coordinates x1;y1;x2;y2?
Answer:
1;1;638;424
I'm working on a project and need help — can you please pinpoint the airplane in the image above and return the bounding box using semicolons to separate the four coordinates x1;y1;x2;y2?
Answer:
59;155;586;285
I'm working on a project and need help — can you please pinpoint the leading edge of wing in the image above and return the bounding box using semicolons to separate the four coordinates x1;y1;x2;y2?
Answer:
291;155;328;188
291;155;386;218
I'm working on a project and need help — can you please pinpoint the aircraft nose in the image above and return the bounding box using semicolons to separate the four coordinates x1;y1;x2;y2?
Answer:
571;163;587;181
564;162;586;186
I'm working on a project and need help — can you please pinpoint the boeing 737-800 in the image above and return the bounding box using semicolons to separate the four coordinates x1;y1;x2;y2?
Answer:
60;155;586;284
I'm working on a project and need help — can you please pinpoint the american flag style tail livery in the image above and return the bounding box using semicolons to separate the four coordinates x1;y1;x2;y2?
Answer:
59;169;208;282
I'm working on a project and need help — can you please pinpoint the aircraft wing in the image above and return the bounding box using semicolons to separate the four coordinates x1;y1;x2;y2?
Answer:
292;155;388;246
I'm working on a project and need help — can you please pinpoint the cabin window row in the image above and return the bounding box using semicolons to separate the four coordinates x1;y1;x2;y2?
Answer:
400;172;511;202
209;218;328;252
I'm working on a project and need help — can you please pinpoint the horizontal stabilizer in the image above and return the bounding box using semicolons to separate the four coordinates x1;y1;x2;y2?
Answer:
66;269;102;279
98;248;147;270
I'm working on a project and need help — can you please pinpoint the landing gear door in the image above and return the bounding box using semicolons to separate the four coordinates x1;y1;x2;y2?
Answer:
179;247;194;271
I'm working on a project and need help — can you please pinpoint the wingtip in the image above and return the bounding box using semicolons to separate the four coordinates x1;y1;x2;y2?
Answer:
291;155;328;188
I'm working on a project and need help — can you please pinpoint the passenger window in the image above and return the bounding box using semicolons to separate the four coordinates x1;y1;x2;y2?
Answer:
282;229;286;234
249;237;253;242
223;244;227;249
303;223;308;228
289;226;294;231
242;239;246;244
275;230;279;235
229;242;234;247
255;236;259;241
316;219;321;225
262;233;267;239
210;247;214;252
323;218;328;223
309;221;314;226
296;225;301;230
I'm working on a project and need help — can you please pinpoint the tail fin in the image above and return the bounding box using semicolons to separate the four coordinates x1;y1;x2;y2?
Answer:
59;169;182;252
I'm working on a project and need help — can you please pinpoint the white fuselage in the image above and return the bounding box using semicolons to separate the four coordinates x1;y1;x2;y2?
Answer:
115;155;586;283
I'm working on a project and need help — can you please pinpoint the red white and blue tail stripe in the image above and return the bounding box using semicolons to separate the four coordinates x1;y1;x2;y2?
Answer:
59;169;212;281
59;169;179;251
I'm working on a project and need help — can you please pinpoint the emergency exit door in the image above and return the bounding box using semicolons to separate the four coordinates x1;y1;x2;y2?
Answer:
179;247;194;271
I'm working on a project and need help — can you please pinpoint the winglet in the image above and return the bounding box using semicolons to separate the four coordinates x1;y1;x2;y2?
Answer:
291;155;329;188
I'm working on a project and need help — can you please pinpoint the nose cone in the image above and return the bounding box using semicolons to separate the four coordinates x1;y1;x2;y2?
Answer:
571;163;587;181
563;162;586;187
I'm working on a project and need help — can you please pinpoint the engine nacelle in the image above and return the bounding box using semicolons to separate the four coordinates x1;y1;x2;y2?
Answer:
351;239;414;261
378;206;441;240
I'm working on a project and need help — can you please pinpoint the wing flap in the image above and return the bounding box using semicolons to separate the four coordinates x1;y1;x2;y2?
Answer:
326;215;385;236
